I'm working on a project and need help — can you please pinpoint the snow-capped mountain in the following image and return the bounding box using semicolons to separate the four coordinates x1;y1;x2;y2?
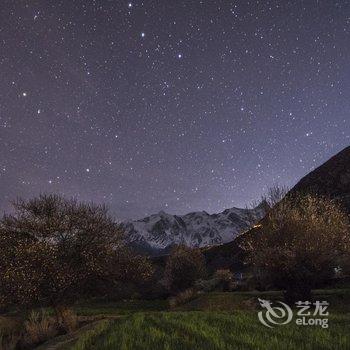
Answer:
122;205;265;255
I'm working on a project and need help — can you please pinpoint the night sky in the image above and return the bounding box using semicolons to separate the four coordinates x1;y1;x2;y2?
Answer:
1;1;349;219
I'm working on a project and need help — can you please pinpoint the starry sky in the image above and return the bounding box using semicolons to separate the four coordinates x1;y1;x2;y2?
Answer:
0;1;349;219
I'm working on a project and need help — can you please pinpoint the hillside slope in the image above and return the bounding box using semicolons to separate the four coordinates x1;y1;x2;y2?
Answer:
291;146;350;214
203;145;350;270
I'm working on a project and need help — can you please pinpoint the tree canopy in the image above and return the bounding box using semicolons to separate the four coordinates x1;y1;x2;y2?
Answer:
0;194;152;309
242;194;350;302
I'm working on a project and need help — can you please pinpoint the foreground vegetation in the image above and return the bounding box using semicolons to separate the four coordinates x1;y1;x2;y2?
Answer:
66;289;350;350
2;289;348;350
69;311;350;350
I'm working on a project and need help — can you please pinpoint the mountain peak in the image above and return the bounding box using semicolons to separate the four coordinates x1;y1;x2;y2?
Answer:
122;205;265;255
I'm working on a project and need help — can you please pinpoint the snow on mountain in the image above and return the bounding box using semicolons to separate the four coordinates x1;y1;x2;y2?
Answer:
121;205;265;254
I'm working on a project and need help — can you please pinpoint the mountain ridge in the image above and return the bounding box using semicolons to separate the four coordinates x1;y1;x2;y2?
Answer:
122;204;265;255
123;146;350;257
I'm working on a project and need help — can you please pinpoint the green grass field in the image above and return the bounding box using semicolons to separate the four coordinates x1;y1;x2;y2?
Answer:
2;290;349;349
64;290;350;350
69;311;350;350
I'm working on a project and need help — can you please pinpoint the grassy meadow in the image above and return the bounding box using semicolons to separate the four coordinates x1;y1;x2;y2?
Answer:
69;311;350;350
21;289;347;350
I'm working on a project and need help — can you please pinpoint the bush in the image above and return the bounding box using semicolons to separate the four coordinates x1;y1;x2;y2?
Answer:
0;316;23;350
0;330;20;350
168;288;198;308
194;270;234;292
55;306;78;333
164;246;206;294
23;309;57;347
0;308;79;349
194;278;220;292
214;269;234;291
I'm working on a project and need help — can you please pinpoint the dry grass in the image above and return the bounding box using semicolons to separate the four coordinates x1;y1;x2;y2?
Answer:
0;331;21;350
0;316;22;350
58;307;78;333
169;288;198;308
23;309;58;346
0;307;86;349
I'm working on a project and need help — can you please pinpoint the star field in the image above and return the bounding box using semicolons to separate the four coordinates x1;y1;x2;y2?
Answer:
0;1;349;219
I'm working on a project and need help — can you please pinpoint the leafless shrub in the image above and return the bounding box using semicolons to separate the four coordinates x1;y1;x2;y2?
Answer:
261;184;288;209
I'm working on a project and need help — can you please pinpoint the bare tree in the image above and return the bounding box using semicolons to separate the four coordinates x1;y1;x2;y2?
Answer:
261;184;288;210
244;185;288;227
